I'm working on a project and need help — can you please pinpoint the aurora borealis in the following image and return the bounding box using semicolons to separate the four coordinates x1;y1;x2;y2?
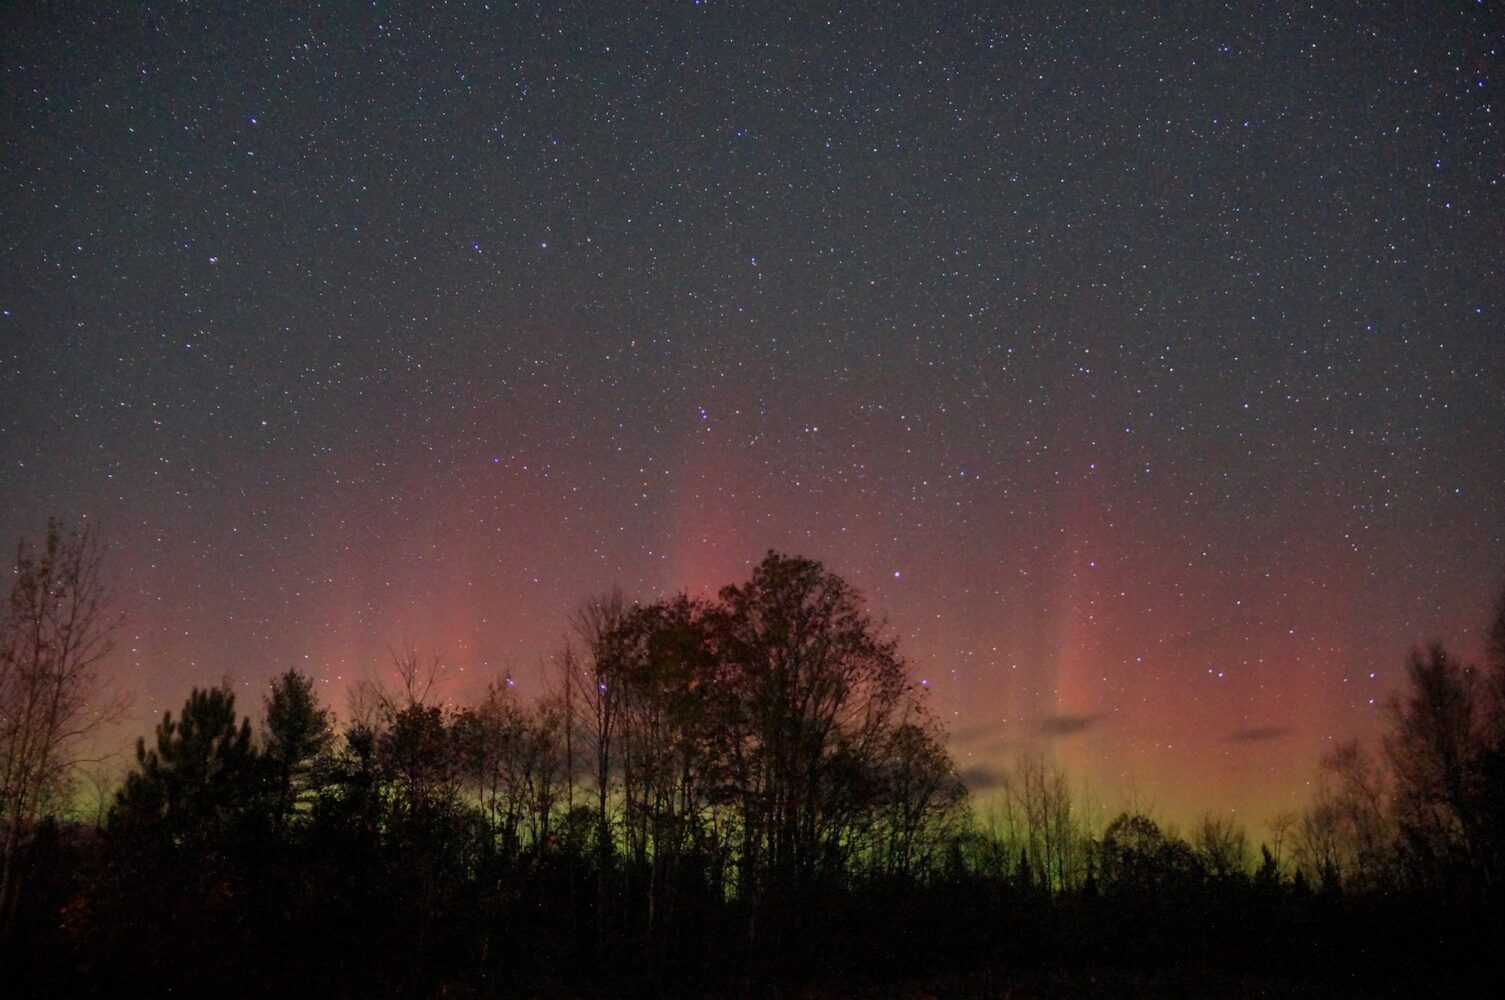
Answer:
1;3;1501;824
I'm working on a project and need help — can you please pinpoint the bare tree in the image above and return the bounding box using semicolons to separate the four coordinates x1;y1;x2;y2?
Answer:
708;554;919;892
1292;786;1344;888
1322;739;1392;888
1290;740;1394;890
1385;643;1492;889
1194;813;1251;879
555;645;578;816
1488;574;1505;678
1266;810;1297;873
570;591;630;858
0;520;126;931
869;712;968;878
566;590;631;960
453;678;567;854
346;643;451;728
995;752;1086;890
1485;575;1505;735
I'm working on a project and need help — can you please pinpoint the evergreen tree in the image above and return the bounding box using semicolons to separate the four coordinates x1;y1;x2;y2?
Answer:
262;669;333;829
110;685;263;848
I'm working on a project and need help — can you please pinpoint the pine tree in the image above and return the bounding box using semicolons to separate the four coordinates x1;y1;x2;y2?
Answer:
110;686;262;849
262;669;333;830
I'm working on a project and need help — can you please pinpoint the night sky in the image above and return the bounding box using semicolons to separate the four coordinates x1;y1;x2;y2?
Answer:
2;3;1501;824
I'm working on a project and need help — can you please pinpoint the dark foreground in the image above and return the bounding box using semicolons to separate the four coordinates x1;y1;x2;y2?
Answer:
5;820;1496;999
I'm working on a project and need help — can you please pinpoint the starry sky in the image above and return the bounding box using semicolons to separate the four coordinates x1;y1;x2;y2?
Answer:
2;3;1501;825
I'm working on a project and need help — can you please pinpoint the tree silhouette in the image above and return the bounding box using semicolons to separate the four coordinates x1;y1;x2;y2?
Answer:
1193;813;1251;881
1098;811;1202;895
262;668;333;831
711;552;921;891
454;678;565;855
869;715;967;878
1478;576;1505;894
1384;644;1488;888
14;551;1505;997
1488;575;1505;680
570;591;630;872
0;520;124;934
990;752;1088;890
109;686;261;848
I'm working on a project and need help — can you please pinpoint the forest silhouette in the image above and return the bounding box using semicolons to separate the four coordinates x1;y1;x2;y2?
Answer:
3;523;1503;997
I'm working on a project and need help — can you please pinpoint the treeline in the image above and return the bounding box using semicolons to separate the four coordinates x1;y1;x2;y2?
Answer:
3;531;1503;996
8;552;970;995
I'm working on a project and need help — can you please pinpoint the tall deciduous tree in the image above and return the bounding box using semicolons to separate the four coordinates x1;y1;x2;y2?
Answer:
570;591;630;862
711;552;918;889
869;715;968;878
0;519;124;931
1479;576;1505;889
1384;643;1486;884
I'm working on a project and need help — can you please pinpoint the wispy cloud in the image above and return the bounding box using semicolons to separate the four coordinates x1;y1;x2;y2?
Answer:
959;764;1005;791
1226;725;1293;743
949;721;1009;745
1035;713;1101;737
